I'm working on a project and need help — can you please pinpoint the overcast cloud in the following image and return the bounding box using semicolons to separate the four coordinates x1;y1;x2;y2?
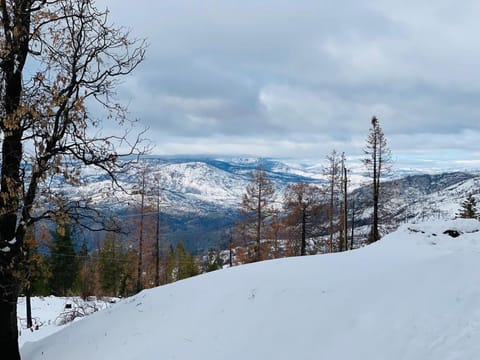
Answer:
97;0;480;168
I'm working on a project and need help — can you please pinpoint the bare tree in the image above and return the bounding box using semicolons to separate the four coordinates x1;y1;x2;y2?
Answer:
129;162;160;291
323;150;342;252
0;1;146;358
363;116;392;243
283;182;321;256
154;178;162;287
240;165;276;262
135;165;148;293
339;154;348;252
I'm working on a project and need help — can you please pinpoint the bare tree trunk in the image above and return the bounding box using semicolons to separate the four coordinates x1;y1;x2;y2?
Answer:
136;178;145;293
329;178;335;253
300;208;306;256
229;237;233;267
255;186;262;262
155;187;160;287
342;163;348;251
350;199;355;250
26;287;32;329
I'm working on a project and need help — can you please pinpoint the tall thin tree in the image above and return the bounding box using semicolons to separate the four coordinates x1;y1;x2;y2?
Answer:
324;150;342;252
240;165;276;262
154;179;162;287
363;116;392;243
340;155;348;252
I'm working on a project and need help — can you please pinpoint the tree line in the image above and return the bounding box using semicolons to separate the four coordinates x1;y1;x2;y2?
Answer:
23;215;202;301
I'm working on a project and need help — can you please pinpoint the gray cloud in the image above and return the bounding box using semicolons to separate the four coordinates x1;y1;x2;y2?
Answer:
96;0;480;168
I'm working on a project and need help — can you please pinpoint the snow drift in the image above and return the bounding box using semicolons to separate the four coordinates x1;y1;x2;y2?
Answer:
22;219;480;360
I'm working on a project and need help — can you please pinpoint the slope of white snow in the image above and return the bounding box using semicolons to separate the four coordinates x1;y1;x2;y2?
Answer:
21;219;480;360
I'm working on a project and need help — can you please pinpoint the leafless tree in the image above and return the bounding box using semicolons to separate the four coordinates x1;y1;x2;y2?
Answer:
0;1;146;358
363;116;392;243
283;182;321;256
240;165;276;262
323;150;342;252
339;154;348;252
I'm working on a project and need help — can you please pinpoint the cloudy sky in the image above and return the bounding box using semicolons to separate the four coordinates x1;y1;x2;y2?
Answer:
98;0;480;169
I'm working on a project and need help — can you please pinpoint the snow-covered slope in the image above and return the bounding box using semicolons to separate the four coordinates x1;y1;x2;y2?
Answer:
59;156;324;215
72;157;480;219
21;219;480;360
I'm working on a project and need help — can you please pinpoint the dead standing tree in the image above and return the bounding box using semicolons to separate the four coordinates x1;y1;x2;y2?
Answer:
0;1;146;358
323;150;342;253
363;116;391;243
283;182;321;256
240;165;276;262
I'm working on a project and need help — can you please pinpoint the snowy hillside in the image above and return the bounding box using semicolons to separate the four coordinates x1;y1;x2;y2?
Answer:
47;156;480;252
68;157;480;221
21;219;480;360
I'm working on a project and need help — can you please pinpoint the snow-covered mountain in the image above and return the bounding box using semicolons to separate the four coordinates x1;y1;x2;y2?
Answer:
67;156;323;213
20;218;480;359
58;156;480;252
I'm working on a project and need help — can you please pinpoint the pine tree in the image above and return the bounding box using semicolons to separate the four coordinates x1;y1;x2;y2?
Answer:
205;250;223;272
119;244;138;297
176;242;198;280
457;194;478;219
76;241;96;299
98;233;123;296
48;223;78;296
28;225;51;296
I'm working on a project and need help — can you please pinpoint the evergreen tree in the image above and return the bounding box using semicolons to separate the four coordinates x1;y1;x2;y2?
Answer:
98;233;123;296
204;249;223;272
457;194;478;219
119;244;138;297
28;225;52;296
176;242;199;281
164;242;199;282
166;244;177;283
49;223;78;296
76;241;96;299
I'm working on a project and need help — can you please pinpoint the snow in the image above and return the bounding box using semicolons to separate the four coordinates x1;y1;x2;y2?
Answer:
21;219;480;360
17;297;116;347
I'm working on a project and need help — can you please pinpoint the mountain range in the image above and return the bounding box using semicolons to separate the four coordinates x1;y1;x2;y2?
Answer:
60;156;480;253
